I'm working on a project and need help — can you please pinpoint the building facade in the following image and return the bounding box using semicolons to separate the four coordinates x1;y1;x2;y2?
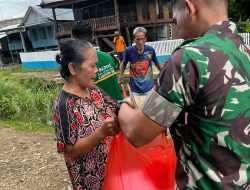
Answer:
40;0;178;51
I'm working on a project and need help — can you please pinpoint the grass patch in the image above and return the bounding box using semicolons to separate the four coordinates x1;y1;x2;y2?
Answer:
0;120;54;133
0;70;15;79
0;71;61;132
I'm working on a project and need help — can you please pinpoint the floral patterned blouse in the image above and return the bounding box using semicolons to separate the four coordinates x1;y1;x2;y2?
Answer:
54;86;116;190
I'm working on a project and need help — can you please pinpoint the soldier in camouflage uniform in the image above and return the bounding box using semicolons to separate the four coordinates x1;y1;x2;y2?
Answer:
116;0;250;189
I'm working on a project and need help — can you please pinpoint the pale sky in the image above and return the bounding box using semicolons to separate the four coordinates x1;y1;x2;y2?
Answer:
0;0;41;21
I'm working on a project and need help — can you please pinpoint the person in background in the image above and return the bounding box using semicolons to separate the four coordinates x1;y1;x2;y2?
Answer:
116;0;250;189
54;40;118;190
113;31;126;61
72;23;123;101
118;27;162;97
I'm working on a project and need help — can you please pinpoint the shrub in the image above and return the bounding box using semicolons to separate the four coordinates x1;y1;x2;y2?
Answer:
0;72;61;126
237;20;250;33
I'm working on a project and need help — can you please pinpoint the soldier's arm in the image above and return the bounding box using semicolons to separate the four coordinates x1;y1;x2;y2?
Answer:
118;89;182;147
118;103;165;147
118;50;197;147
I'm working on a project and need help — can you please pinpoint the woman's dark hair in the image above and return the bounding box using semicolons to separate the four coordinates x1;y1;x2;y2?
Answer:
56;39;93;81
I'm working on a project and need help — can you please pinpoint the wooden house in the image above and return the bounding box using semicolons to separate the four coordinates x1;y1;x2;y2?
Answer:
0;24;25;63
40;0;177;51
20;6;74;51
0;18;24;62
0;6;74;64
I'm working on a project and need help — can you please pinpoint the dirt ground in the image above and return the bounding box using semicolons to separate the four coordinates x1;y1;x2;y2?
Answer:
0;66;71;189
1;64;63;84
13;71;63;84
0;127;72;190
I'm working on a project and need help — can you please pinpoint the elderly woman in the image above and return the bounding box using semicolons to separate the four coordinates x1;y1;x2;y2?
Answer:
53;39;118;190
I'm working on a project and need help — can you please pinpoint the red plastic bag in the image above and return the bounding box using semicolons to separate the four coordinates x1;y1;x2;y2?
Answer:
103;132;176;190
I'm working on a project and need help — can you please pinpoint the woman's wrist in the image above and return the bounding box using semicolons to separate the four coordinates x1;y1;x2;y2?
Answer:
97;128;106;140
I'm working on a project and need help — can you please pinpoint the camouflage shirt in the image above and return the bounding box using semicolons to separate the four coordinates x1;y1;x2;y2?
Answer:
141;21;250;189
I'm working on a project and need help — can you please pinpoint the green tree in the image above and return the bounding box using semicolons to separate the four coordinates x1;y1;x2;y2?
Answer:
228;0;250;22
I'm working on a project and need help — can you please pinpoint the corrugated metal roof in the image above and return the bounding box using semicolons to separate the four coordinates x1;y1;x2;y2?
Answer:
0;33;7;39
0;24;19;31
0;24;21;34
41;0;64;4
20;6;73;26
32;6;73;21
40;0;88;8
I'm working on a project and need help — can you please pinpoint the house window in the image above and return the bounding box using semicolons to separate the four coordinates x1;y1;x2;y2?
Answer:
74;9;82;20
32;29;38;41
37;27;47;40
41;27;47;39
47;25;53;39
82;9;90;20
141;0;150;20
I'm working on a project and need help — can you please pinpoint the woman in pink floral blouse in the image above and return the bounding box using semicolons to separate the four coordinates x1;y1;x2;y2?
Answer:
54;39;118;190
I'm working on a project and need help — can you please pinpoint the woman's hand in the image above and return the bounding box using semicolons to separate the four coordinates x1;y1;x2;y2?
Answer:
98;117;119;138
65;118;119;159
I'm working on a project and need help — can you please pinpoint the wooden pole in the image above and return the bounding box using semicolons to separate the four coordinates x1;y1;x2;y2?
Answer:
20;29;27;52
125;26;131;46
114;0;121;34
52;8;59;48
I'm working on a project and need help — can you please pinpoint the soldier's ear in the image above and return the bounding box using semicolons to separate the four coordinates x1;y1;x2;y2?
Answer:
184;0;196;18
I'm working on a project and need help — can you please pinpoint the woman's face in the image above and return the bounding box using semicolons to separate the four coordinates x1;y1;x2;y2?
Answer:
75;48;98;88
